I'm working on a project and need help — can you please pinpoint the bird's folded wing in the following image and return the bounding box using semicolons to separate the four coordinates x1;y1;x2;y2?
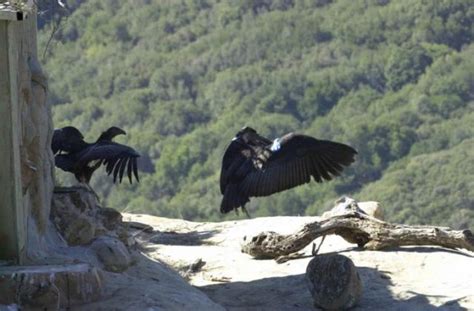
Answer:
220;140;252;194
51;127;87;154
54;154;76;171
238;134;357;197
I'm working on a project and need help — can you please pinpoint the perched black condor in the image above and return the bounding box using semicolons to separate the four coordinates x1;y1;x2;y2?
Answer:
52;126;140;184
220;127;357;216
51;126;87;155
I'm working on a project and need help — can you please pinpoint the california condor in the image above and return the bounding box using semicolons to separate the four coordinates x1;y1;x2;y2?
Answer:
220;127;357;216
52;126;140;184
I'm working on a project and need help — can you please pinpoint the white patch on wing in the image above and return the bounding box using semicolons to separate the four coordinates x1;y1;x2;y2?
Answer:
270;138;281;152
232;137;238;141
87;159;101;168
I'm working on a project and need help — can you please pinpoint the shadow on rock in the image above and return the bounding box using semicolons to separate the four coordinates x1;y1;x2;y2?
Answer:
199;266;467;310
336;246;474;258
74;251;223;310
200;273;312;310
381;246;474;258
147;230;220;246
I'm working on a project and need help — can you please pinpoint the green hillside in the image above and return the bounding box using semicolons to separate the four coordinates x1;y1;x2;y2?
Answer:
39;0;474;228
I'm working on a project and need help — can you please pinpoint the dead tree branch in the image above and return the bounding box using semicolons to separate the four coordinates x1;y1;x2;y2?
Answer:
241;199;474;260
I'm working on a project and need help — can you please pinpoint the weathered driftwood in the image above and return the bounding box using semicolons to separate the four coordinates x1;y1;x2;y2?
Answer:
241;198;474;259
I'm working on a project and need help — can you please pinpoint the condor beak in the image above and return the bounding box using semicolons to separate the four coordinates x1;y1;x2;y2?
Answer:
108;127;127;140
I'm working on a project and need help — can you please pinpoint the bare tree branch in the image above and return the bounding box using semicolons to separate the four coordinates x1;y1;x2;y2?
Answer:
241;199;474;260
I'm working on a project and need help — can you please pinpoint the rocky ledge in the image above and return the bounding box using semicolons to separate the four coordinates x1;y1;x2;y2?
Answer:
125;212;474;310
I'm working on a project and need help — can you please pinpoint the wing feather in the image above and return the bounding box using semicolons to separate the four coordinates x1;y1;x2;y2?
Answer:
78;143;139;165
300;158;311;183
118;157;128;183
296;159;305;183
75;142;140;184
106;157;119;175
133;158;140;182
310;156;323;183
113;158;125;183
288;162;296;190
127;158;133;184
317;154;340;177
312;155;332;181
238;134;357;197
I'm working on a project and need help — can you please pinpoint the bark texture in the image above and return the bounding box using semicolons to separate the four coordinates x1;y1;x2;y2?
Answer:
242;198;474;259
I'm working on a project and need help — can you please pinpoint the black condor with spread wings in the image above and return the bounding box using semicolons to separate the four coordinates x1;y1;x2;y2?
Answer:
52;126;140;184
220;127;357;215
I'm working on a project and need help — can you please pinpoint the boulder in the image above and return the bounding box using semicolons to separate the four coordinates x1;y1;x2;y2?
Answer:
63;214;97;246
51;188;99;245
91;236;132;272
51;187;130;247
305;254;362;310
98;207;123;230
0;264;103;309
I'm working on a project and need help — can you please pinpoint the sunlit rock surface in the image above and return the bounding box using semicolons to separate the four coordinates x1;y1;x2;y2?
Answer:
125;213;474;310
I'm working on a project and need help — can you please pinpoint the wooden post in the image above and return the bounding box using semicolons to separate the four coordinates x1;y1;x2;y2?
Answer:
0;10;26;264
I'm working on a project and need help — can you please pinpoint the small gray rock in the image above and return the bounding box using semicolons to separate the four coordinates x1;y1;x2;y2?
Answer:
63;214;96;246
98;207;123;230
92;236;132;272
305;254;362;310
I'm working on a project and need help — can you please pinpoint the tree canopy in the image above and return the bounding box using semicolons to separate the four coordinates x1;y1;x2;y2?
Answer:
39;0;474;229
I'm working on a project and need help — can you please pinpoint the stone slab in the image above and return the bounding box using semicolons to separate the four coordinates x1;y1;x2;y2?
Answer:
0;263;103;309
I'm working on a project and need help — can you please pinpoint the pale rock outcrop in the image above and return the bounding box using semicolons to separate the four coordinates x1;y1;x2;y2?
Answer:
127;214;474;310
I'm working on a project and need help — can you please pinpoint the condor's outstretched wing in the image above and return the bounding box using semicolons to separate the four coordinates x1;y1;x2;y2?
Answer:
52;126;87;155
238;133;357;198
77;142;140;184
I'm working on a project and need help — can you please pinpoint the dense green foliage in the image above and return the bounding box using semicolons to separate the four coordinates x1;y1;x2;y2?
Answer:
39;0;474;228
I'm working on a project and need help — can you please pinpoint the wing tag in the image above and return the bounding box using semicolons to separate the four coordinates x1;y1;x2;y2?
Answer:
270;138;281;152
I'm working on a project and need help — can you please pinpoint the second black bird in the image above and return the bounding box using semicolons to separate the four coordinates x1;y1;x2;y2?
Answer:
52;126;140;184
